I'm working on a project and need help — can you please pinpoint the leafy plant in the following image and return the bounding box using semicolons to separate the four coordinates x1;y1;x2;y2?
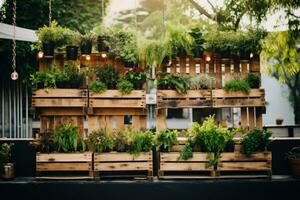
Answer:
238;28;267;54
66;30;81;46
80;32;96;47
189;74;216;89
224;80;251;94
189;28;205;57
0;143;14;163
35;130;55;153
246;73;261;89
157;72;189;94
179;141;193;160
30;70;57;90
112;131;128;152
125;130;154;155
118;80;134;95
155;130;179;152
89;80;107;94
88;130;114;153
34;21;70;51
94;65;120;89
240;128;272;157
53;123;86;153
125;70;149;90
143;40;168;67
286;147;300;160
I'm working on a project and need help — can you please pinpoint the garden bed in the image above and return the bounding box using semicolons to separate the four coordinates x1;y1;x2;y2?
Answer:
93;152;153;180
36;152;93;180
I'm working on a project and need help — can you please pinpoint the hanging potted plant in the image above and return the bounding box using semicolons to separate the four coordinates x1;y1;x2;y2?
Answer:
97;35;110;52
189;27;205;58
0;143;14;180
80;32;96;55
287;147;300;177
66;31;80;60
35;21;69;58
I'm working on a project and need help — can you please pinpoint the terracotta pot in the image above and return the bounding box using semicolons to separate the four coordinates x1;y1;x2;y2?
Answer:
289;158;300;177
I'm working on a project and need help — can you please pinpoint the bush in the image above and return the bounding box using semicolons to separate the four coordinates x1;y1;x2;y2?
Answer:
118;80;134;95
94;65;120;89
0;143;14;163
89;80;107;94
246;73;261;88
53;123;86;152
224;80;251;94
125;131;155;155
88;130;114;153
189;74;215;89
155;130;179;152
125;71;148;90
240;128;272;157
157;72;189;94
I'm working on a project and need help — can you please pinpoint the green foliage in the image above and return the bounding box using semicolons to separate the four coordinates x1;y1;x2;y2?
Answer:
286;147;300;159
118;80;134;95
238;29;267;53
89;80;107;94
142;40;168;67
88;130;114;153
30;70;57;90
246;73;261;89
206;30;237;55
155;130;179;152
35;130;56;153
0;143;14;163
224;80;251;94
126;130;155;155
180;116;235;167
125;70;149;90
112;131;128;152
165;24;194;57
189;74;215;89
189;28;205;56
240;128;272;157
80;32;96;47
53;123;86;153
179;141;193;160
94;65;120;89
157;72;189;94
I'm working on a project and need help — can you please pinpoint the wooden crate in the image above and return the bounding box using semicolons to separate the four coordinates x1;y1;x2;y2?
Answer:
158;151;215;179
216;151;272;179
212;89;265;108
93;152;153;180
36;152;93;180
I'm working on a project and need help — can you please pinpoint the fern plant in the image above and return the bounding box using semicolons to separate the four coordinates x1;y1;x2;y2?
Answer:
155;130;179;152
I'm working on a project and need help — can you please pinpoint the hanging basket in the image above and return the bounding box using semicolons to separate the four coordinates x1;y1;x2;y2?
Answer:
97;36;109;52
66;46;78;60
42;42;55;58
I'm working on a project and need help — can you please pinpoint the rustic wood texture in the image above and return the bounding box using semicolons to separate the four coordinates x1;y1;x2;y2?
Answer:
36;152;92;162
156;109;167;131
40;116;84;133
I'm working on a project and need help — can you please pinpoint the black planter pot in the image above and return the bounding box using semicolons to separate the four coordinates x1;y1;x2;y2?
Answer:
123;61;136;68
97;36;109;52
42;42;55;58
220;50;231;59
177;49;187;58
193;48;203;58
80;42;92;55
240;50;251;61
66;46;78;60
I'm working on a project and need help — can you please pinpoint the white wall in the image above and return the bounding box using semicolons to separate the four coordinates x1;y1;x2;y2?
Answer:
262;75;295;126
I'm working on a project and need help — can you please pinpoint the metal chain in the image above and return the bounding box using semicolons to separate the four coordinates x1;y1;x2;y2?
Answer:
12;0;16;71
49;0;52;26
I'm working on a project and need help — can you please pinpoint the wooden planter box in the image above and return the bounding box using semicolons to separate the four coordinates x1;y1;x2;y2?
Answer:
158;152;214;179
93;152;152;180
36;152;93;180
217;151;272;179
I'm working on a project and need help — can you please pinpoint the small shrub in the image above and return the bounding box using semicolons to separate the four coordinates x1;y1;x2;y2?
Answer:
157;72;189;94
155;130;179;152
0;143;14;163
125;131;154;155
125;71;148;90
246;73;261;88
89;80;107;93
224;80;251;94
189;74;215;89
118;80;134;95
94;65;120;89
240;128;272;157
88;130;114;153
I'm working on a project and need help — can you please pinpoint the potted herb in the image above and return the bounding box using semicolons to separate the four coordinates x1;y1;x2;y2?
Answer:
0;143;14;180
89;80;107;94
287;147;300;177
155;130;179;152
118;79;134;95
94;65;120;89
87;130;114;153
80;32;96;55
124;70;149;90
157;72;189;94
97;35;110;52
276;118;284;125
66;31;80;60
189;28;205;58
224;80;251;94
35;21;69;57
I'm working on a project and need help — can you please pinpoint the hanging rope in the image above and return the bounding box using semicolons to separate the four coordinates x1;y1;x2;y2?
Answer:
101;0;104;22
49;0;52;26
11;0;18;80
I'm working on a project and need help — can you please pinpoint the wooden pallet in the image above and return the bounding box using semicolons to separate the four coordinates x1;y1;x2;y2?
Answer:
216;152;272;179
36;152;93;180
93;152;153;180
158;152;215;179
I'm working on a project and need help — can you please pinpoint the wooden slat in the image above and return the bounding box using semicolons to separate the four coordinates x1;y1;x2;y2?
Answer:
36;163;91;171
90;99;145;108
90;90;145;98
249;107;255;130
94;152;151;162
212;89;264;98
92;108;146;116
156;109;166;131
33;89;86;97
213;98;265;108
218;162;271;171
161;152;210;162
95;162;151;171
158;90;211;99
220;152;271;161
158;99;212;108
39;108;84;116
36;176;93;180
36;153;92;162
32;99;86;107
160;162;212;171
241;107;247;129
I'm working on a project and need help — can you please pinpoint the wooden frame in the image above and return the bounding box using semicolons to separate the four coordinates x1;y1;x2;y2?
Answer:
36;152;93;180
93;152;153;180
